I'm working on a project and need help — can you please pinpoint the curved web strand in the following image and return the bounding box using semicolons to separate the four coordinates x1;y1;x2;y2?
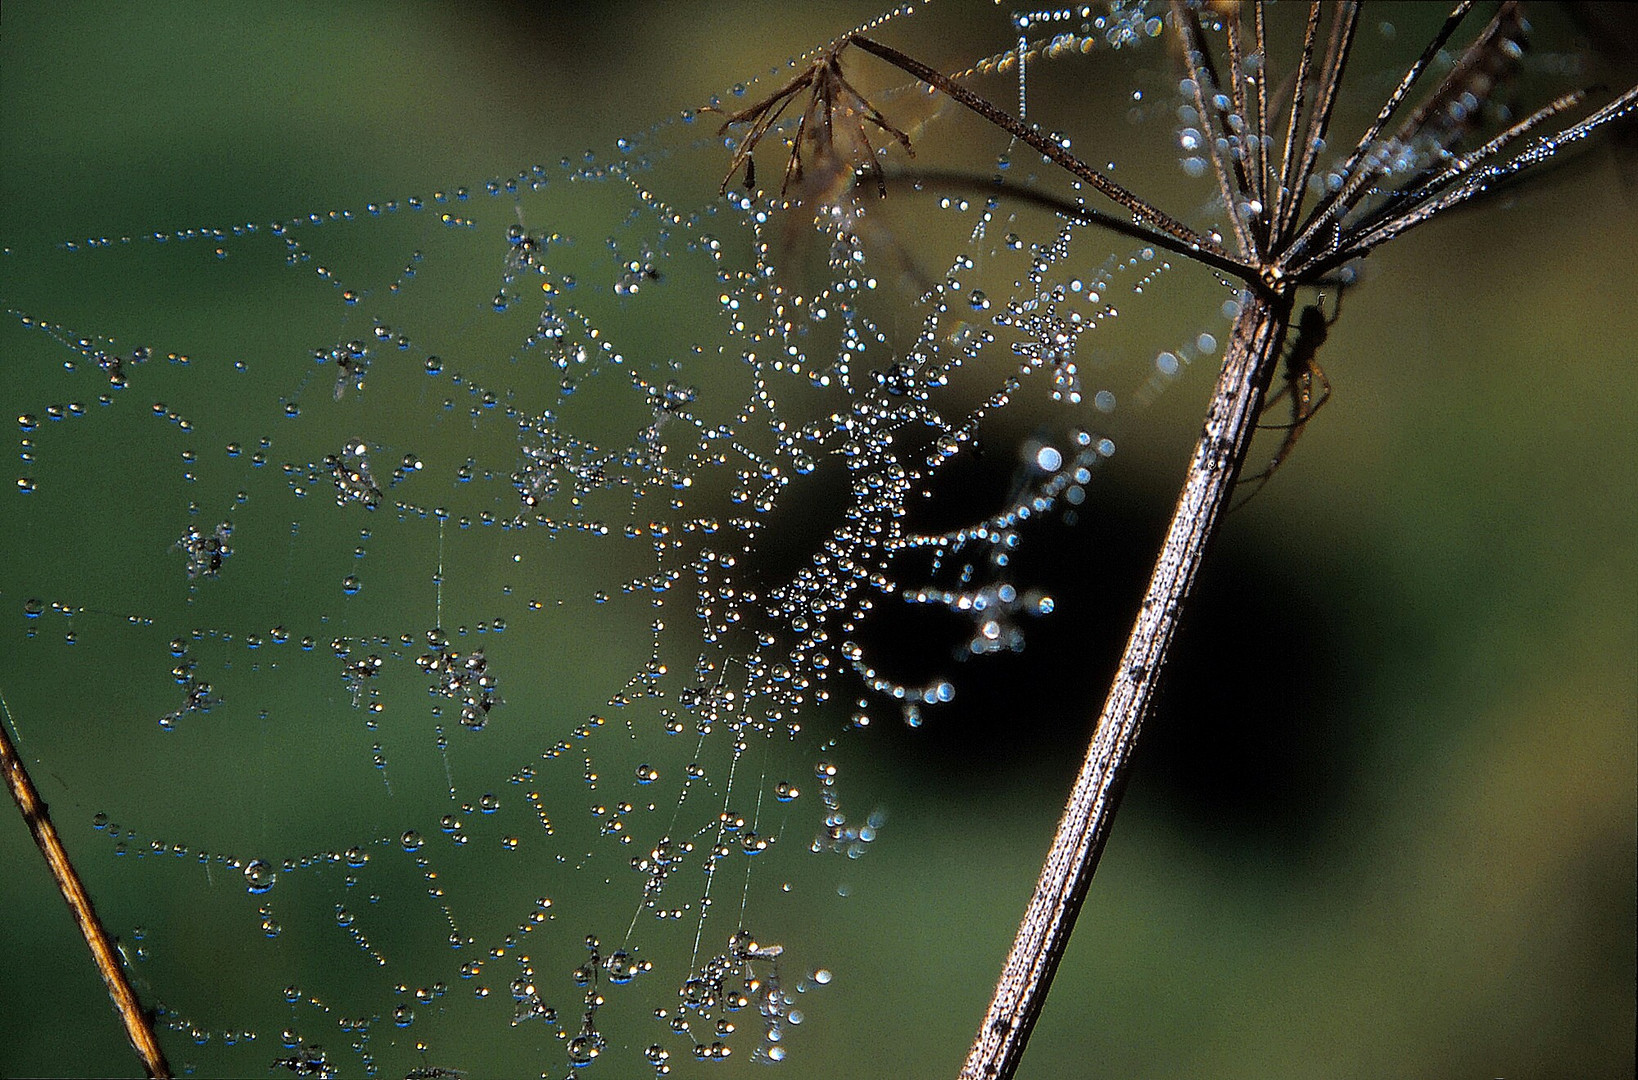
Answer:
0;4;1280;1077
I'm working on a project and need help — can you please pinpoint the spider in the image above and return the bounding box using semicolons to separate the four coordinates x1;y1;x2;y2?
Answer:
1234;289;1344;507
713;39;914;200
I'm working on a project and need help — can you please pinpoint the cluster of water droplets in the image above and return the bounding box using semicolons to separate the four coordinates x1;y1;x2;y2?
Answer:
0;3;1249;1076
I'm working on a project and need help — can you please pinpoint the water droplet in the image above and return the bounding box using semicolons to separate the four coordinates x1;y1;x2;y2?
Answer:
243;859;276;894
567;1034;599;1065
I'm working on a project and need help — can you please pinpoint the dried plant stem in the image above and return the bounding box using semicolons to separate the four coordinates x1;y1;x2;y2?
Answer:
848;34;1249;278
0;697;172;1079
959;289;1295;1080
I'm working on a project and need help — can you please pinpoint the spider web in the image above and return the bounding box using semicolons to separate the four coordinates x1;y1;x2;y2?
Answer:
0;4;1228;1074
6;3;1627;1079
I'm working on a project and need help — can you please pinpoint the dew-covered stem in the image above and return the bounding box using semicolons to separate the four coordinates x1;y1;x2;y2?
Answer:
0;695;173;1079
960;290;1295;1080
848;33;1244;274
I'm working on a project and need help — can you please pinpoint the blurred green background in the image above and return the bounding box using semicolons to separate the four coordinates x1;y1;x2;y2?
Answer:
2;2;1634;1078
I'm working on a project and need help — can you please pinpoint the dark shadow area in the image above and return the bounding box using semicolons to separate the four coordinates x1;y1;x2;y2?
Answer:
851;455;1371;864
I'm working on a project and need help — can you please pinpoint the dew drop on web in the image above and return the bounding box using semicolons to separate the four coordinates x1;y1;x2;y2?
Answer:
0;3;1240;1075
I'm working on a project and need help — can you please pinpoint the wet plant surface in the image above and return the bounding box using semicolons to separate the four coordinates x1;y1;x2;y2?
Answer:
2;3;1633;1078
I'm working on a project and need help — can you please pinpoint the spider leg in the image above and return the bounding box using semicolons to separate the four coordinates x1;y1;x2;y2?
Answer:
1240;352;1328;503
1256;357;1332;432
1232;311;1336;510
1297;357;1332;421
1258;378;1295;423
1265;357;1326;465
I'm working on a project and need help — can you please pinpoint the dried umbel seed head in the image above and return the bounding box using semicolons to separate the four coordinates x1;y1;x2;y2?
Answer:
712;39;915;201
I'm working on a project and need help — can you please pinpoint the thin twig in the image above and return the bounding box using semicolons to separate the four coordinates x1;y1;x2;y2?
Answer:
870;168;1262;283
1286;0;1485;266
1306;82;1638;276
1384;2;1524;152
1279;3;1361;258
1270;2;1326;244
1304;88;1591;275
0;693;172;1079
1249;2;1271;242
1285;1;1476;257
848;33;1248;273
958;289;1296;1080
1222;4;1254;212
1174;1;1257;259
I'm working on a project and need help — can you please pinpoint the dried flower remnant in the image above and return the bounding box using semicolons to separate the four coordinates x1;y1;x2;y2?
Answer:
853;9;1636;292
714;38;915;200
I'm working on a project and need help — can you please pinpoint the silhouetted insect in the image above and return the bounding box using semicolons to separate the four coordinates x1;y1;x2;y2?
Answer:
1235;290;1343;507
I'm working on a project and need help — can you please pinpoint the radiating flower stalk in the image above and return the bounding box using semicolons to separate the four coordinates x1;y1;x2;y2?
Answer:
720;3;1638;1078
